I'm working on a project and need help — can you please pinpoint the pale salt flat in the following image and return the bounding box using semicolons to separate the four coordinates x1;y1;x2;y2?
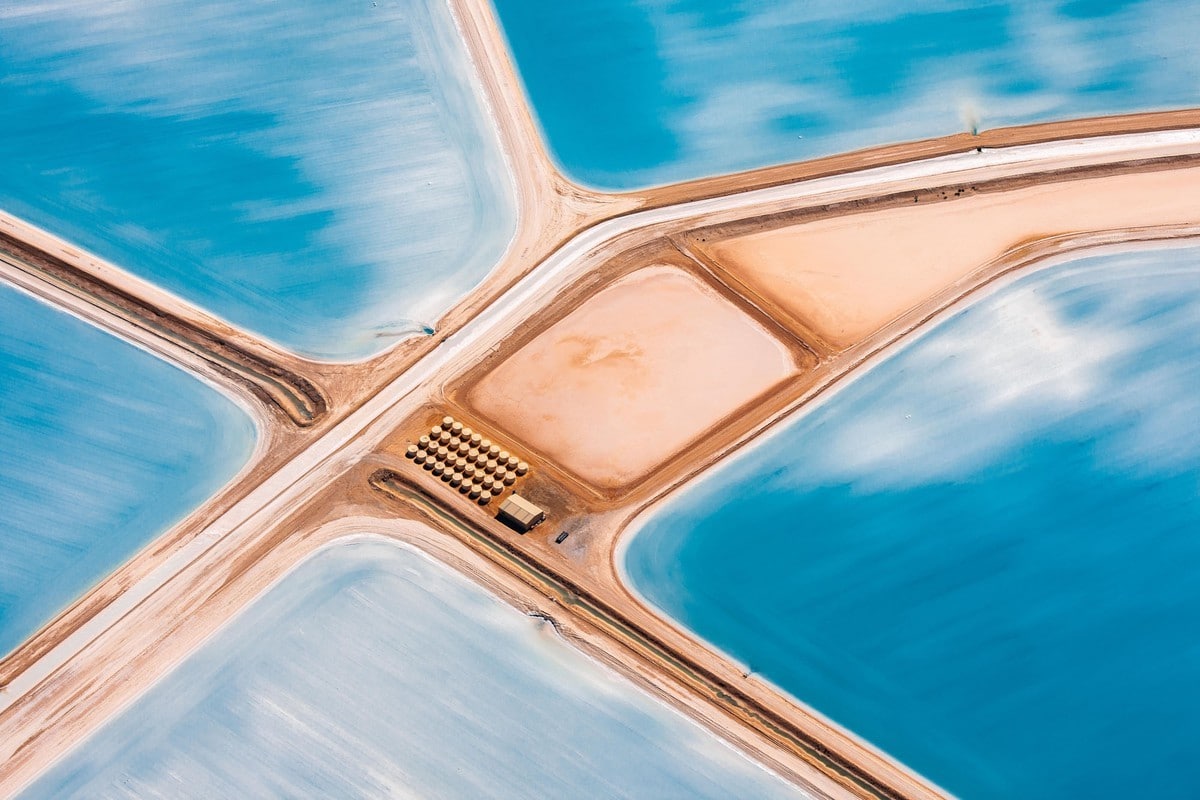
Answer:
21;538;808;799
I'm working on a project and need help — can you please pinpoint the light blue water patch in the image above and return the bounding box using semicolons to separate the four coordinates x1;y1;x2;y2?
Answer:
0;0;514;359
625;245;1200;799
0;285;254;658
491;0;1200;189
23;538;809;800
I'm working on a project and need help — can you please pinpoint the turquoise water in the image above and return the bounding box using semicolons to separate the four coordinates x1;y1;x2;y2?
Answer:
0;285;254;658
491;0;1200;189
625;246;1200;799
23;539;809;799
0;0;514;359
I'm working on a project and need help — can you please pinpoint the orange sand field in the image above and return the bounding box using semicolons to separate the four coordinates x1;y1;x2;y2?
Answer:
702;166;1200;349
467;266;797;489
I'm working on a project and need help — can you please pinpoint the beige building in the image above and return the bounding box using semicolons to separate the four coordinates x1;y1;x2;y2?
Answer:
497;493;546;533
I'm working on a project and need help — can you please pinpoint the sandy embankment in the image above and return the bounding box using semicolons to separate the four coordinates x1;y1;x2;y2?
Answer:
699;165;1200;350
0;215;327;427
635;109;1200;210
468;266;798;489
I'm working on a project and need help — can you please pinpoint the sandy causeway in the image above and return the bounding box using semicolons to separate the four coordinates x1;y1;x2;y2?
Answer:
701;165;1200;350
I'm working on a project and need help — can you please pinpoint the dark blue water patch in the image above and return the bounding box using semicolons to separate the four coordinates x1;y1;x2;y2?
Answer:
626;247;1200;799
491;0;1200;189
0;285;255;658
0;76;364;328
0;0;515;358
831;6;1014;101
1061;0;1145;20
491;0;681;188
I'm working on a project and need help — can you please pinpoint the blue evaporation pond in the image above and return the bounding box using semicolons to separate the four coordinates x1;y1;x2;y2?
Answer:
0;285;254;658
22;539;808;799
625;246;1200;799
0;0;514;359
491;0;1200;189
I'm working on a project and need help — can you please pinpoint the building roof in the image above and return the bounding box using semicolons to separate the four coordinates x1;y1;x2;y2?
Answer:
498;493;546;531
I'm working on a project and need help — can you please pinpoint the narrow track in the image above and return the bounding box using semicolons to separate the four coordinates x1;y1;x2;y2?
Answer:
0;231;328;427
